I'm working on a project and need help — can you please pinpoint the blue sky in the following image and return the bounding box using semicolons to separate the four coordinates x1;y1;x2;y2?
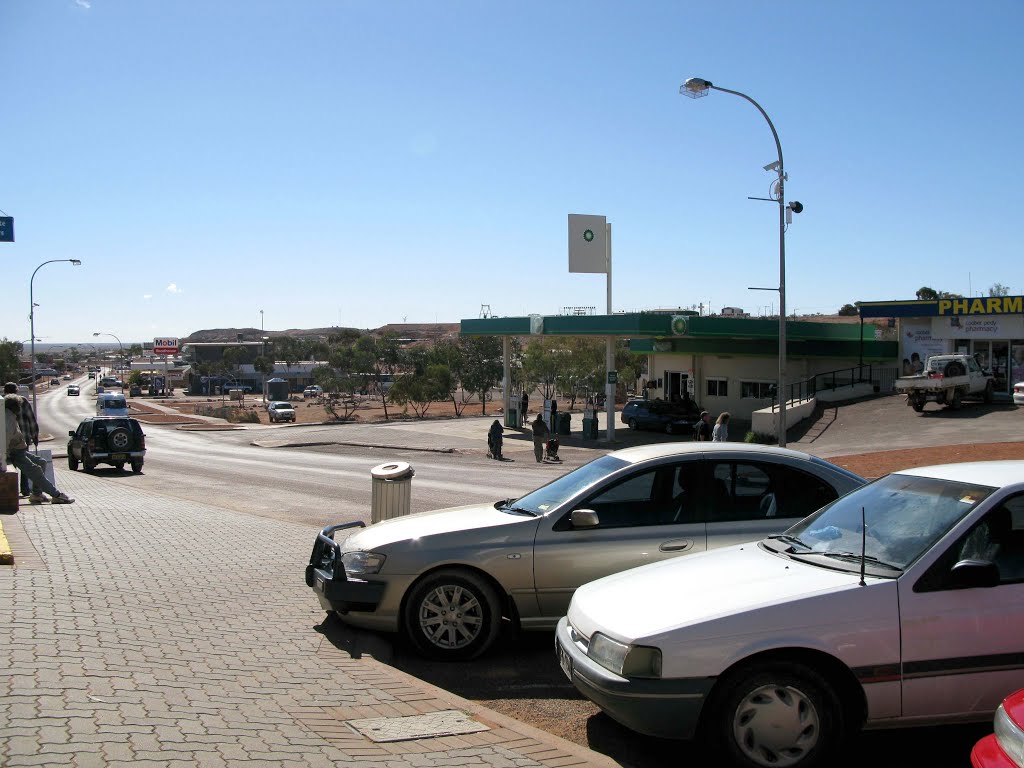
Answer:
1;0;1021;345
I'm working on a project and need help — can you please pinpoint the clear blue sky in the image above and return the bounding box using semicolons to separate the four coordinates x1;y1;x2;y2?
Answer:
2;0;1021;345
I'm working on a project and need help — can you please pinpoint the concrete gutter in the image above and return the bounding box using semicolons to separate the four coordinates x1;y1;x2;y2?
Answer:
251;439;456;454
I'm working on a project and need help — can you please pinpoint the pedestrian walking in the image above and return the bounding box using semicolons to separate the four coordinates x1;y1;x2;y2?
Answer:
693;411;712;442
712;412;730;442
487;419;504;460
531;413;549;463
5;396;74;504
4;382;39;496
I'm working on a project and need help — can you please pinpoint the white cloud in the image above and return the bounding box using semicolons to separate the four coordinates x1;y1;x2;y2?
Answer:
165;283;183;294
74;0;91;8
143;294;152;300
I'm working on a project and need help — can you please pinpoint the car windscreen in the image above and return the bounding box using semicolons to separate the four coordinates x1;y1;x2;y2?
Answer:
511;455;631;516
102;398;127;408
274;403;293;409
778;474;995;571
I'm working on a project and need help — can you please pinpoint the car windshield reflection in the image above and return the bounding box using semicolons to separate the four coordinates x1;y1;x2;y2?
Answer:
775;474;996;573
510;455;630;516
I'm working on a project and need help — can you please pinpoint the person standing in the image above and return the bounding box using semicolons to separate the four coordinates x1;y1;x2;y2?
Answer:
487;419;504;460
531;413;549;463
4;382;39;496
520;390;529;422
5;396;74;504
712;412;730;442
694;411;712;442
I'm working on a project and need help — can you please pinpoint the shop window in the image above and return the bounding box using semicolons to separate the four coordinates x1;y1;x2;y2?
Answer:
741;381;774;399
706;378;728;397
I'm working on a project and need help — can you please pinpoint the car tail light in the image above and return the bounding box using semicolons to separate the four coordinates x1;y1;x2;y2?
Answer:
139;434;145;450
928;372;944;380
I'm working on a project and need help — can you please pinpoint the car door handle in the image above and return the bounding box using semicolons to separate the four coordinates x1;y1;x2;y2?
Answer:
660;539;694;552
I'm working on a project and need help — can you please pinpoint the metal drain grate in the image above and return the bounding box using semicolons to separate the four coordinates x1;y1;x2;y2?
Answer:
346;709;490;743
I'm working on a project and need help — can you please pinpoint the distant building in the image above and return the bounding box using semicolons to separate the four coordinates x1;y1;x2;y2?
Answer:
720;307;749;318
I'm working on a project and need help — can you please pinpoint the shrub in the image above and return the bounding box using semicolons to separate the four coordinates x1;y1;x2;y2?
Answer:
744;430;777;444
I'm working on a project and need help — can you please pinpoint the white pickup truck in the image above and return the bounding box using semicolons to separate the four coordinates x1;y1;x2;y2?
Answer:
895;353;995;412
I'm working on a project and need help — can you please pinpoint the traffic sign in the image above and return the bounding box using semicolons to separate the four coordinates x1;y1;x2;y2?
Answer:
0;217;13;242
607;370;618;384
153;337;179;355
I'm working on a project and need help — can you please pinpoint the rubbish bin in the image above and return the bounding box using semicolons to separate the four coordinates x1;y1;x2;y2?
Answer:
557;411;572;435
581;417;598;440
370;461;415;524
505;407;519;429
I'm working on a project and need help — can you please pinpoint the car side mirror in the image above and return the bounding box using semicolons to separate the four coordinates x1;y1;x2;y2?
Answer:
68;430;75;437
570;509;600;529
950;559;1000;589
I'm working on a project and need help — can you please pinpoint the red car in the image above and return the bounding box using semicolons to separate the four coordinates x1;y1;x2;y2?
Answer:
973;688;1024;767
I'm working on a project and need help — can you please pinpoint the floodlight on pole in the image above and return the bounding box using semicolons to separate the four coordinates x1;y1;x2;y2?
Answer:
680;77;792;446
29;259;82;425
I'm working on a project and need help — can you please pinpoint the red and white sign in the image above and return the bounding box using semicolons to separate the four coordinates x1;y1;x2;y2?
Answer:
153;337;179;355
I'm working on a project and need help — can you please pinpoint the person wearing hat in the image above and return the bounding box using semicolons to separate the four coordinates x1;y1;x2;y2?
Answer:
4;382;39;496
4;395;74;504
694;411;712;442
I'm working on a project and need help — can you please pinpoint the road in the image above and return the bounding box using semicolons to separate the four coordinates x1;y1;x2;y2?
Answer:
33;378;993;767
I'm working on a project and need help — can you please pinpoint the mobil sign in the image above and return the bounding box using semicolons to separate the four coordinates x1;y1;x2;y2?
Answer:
153;337;179;355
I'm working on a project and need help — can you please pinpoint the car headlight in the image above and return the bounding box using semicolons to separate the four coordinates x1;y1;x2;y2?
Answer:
587;632;662;678
340;551;386;576
995;703;1024;767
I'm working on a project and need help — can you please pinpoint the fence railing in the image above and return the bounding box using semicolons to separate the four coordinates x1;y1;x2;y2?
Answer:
771;364;897;413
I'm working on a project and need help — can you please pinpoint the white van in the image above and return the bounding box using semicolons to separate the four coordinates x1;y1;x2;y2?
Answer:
96;393;130;417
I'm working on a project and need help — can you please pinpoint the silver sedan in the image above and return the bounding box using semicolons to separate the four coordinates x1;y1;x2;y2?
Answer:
306;443;865;660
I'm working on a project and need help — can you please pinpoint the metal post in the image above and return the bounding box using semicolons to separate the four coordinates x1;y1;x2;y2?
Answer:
502;335;511;426
29;259;81;426
605;222;615;442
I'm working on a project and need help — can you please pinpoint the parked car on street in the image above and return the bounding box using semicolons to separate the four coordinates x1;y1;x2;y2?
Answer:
67;416;146;473
1014;382;1024;406
306;443;865;660
556;461;1024;768
67;385;80;396
304;385;323;399
972;687;1024;768
267;401;296;423
620;398;701;435
49;378;60;386
63;374;72;380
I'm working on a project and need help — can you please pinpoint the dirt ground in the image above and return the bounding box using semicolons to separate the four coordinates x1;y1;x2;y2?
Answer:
826;441;1024;478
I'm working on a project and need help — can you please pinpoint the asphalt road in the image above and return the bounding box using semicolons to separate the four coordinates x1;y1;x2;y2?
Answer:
34;378;1004;767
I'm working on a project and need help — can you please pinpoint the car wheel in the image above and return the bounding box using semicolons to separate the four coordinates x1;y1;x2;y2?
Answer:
108;428;131;451
403;569;502;661
944;361;966;378
628;418;638;430
705;661;846;768
83;453;97;473
68;454;79;471
131;460;143;474
950;390;963;409
114;463;125;472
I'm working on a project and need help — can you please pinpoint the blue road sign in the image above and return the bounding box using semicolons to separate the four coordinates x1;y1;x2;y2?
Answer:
0;217;13;242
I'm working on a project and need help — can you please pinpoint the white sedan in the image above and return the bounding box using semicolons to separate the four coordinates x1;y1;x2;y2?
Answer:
557;461;1024;768
1014;381;1024;406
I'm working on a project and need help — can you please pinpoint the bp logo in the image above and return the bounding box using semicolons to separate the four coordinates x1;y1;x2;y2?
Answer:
671;315;689;335
583;229;594;242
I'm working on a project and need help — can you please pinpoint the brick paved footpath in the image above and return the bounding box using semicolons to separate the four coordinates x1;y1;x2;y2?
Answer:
0;469;618;768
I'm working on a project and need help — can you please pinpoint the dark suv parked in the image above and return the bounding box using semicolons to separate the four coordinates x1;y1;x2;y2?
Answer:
67;417;146;473
620;398;702;435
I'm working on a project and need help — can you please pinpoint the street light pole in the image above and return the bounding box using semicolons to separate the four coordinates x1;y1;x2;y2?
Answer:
93;333;124;389
681;78;790;446
29;259;82;423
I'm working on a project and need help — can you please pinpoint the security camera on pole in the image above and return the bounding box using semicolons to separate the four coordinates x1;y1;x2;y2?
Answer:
568;214;615;443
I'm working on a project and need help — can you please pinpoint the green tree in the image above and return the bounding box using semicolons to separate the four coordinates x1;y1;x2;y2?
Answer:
388;364;452;418
989;283;1010;297
355;332;401;420
431;339;471;416
916;286;938;300
460;336;503;415
0;339;23;383
838;303;859;316
522;337;562;400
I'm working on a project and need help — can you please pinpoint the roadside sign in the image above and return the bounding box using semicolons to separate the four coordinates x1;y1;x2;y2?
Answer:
568;214;608;274
0;217;13;242
153;337;179;355
607;370;618;384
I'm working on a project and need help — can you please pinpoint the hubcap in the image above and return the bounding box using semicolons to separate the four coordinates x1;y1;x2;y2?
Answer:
733;683;820;768
417;585;483;650
112;432;129;449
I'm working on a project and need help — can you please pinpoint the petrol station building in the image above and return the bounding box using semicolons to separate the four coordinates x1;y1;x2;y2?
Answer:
460;311;898;425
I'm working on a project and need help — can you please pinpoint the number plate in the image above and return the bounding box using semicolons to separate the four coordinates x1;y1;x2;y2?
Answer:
558;643;573;680
111;453;127;462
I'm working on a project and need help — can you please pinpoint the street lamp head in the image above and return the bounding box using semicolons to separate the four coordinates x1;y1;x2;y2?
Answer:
788;201;804;214
70;259;82;265
680;77;712;98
